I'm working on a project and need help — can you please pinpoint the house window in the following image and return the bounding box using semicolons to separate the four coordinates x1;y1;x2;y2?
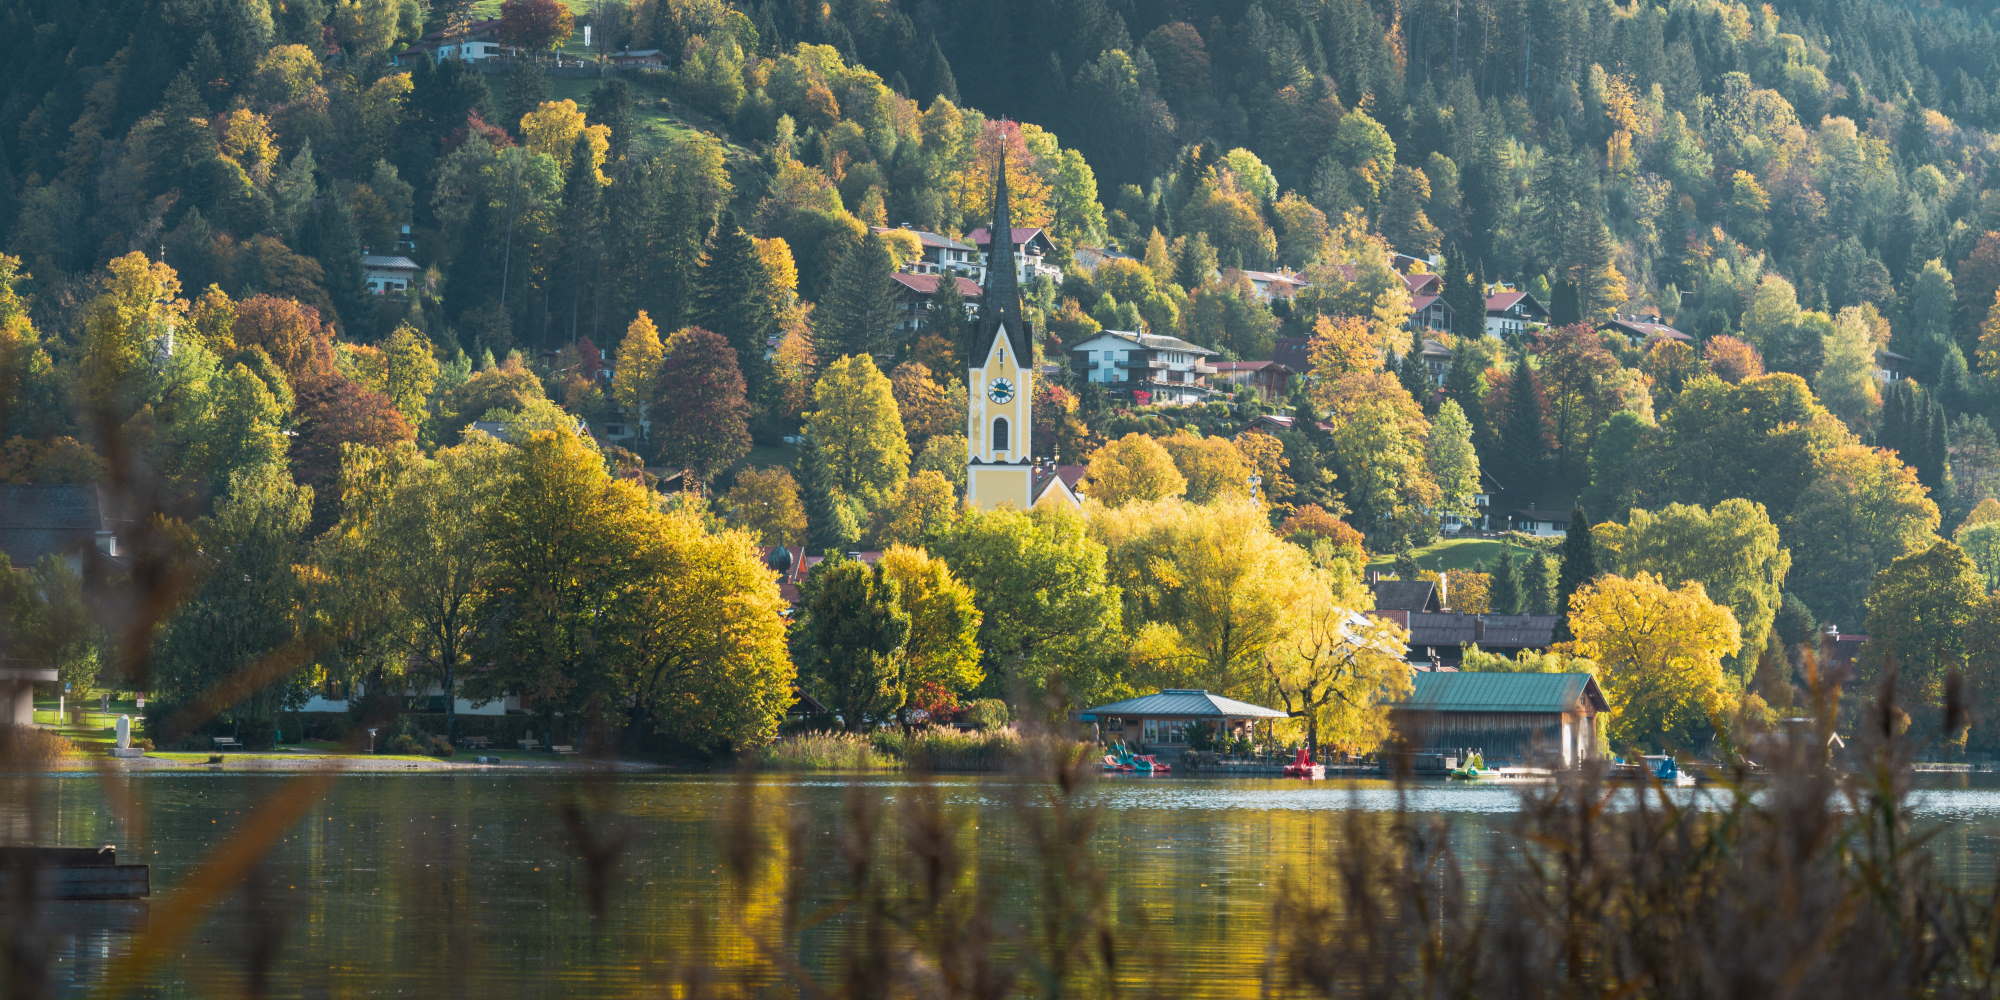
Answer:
1142;719;1159;743
992;417;1009;452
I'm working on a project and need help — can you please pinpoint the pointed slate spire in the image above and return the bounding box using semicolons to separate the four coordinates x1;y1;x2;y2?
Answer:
979;138;1030;363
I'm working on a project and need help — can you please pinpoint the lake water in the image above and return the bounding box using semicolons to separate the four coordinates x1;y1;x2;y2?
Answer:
11;770;2000;998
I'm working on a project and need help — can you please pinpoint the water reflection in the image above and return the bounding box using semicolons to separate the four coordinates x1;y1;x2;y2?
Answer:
9;771;2000;997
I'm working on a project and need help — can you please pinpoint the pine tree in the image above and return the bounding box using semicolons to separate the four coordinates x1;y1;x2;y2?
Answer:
1498;343;1548;484
557;133;602;344
818;232;900;361
1522;551;1557;615
924;35;959;103
800;436;863;552
923;275;968;370
693;211;778;396
1443;345;1487;447
1552;504;1596;639
1398;326;1431;405
1492;549;1523;614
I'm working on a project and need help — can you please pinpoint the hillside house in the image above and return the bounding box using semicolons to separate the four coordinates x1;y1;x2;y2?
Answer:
1370;578;1445;614
1508;506;1571;537
875;226;983;278
1068;330;1218;405
0;485;126;572
1071;245;1134;274
890;272;983;336
1875;349;1909;383
1209;360;1293;400
1484;287;1550;339
608;49;665;68
1598;314;1692;350
1392;672;1608;768
968;226;1061;285
1225;268;1310;304
1405;272;1456;332
1412;338;1453;387
363;254;421;295
394;19;506;64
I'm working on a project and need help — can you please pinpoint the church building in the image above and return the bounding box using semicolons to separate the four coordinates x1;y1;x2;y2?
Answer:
964;152;1082;511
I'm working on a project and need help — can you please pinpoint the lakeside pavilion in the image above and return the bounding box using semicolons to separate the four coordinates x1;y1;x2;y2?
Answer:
1077;689;1291;753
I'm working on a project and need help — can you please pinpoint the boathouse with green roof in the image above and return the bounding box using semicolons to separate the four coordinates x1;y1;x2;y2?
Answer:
1078;690;1290;753
1391;672;1609;768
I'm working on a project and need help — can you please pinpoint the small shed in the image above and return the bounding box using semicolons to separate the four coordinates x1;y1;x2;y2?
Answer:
1391;672;1608;768
1078;689;1290;751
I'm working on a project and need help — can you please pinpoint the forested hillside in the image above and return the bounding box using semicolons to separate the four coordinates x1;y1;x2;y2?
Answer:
8;0;2000;752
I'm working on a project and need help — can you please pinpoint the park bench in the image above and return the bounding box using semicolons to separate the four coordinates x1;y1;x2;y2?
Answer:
212;736;240;751
517;738;542;751
550;744;578;756
461;736;493;750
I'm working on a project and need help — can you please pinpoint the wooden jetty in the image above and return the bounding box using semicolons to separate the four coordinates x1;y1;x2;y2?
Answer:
0;846;151;900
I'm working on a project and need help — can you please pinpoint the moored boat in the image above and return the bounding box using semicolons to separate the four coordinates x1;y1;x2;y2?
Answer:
1282;746;1325;779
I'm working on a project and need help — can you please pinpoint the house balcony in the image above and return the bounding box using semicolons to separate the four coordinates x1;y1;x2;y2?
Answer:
1115;357;1168;370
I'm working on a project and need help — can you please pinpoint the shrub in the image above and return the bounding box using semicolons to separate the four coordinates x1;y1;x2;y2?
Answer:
752;731;892;770
965;698;1010;731
427;735;454;758
387;733;423;755
0;726;78;764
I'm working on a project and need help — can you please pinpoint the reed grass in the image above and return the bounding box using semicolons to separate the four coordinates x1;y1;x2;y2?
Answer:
750;730;894;771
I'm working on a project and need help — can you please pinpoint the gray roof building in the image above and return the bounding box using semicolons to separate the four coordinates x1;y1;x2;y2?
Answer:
0;484;123;568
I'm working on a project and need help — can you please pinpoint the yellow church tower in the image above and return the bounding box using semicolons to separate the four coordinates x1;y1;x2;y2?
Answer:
966;151;1039;511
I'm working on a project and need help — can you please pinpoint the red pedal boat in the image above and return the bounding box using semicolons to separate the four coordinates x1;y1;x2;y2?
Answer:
1282;746;1325;779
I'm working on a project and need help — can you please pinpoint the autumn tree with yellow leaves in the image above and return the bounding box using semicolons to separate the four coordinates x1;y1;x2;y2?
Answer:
1562;572;1741;753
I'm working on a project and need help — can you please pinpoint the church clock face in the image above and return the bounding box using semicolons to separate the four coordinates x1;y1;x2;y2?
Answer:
987;378;1016;404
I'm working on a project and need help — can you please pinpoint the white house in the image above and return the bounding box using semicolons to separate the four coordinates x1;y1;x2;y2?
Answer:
875;226;983;278
393;19;507;65
1484;287;1550;339
1067;330;1217;406
362;254;421;295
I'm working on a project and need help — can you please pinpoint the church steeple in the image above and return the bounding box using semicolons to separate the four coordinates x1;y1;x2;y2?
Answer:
979;143;1031;364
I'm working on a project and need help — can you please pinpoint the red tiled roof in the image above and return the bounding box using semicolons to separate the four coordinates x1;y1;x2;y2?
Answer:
1403;272;1441;295
1486;290;1527;312
890;273;983;297
1410;292;1441;313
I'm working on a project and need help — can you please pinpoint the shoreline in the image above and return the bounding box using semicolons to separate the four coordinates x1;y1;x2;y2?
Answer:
20;752;678;775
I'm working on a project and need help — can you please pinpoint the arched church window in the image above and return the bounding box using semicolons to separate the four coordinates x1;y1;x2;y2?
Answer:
992;417;1009;452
